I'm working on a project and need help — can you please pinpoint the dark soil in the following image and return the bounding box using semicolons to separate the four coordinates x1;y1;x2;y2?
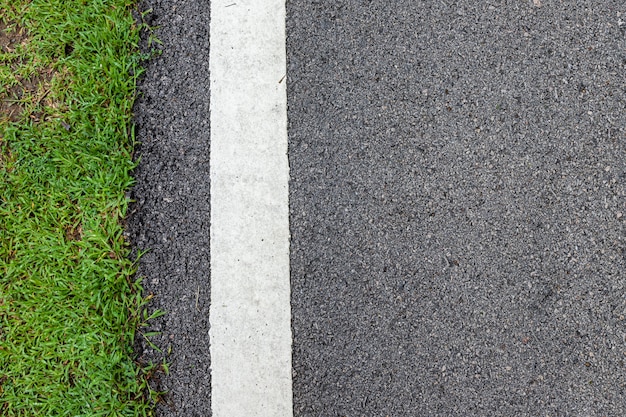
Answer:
0;21;44;123
128;1;211;416
1;21;61;124
0;20;29;53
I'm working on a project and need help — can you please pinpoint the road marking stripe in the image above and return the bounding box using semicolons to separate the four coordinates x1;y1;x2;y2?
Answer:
209;1;292;416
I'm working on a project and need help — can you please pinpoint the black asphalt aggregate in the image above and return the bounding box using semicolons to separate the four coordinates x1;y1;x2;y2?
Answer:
288;1;626;416
126;0;626;416
128;1;211;415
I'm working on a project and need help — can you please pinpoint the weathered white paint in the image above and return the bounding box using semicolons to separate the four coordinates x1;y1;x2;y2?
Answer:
209;0;292;416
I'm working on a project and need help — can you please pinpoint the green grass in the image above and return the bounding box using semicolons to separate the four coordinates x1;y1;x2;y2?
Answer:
0;1;158;415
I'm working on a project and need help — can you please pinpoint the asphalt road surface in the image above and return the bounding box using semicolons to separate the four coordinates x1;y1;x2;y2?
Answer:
129;1;626;416
128;0;211;415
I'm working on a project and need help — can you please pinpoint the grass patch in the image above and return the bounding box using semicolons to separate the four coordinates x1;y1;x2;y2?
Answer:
0;1;158;415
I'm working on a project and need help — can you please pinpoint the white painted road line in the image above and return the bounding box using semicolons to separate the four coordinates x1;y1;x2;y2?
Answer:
209;1;292;416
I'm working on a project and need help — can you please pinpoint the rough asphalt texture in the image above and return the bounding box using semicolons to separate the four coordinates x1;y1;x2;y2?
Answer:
126;0;626;416
288;1;626;416
127;1;211;415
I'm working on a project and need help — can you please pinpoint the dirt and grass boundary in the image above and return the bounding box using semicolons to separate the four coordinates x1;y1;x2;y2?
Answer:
0;1;162;415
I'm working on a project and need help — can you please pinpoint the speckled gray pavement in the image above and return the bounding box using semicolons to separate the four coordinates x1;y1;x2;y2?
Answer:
288;1;626;416
129;0;626;416
128;1;211;416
